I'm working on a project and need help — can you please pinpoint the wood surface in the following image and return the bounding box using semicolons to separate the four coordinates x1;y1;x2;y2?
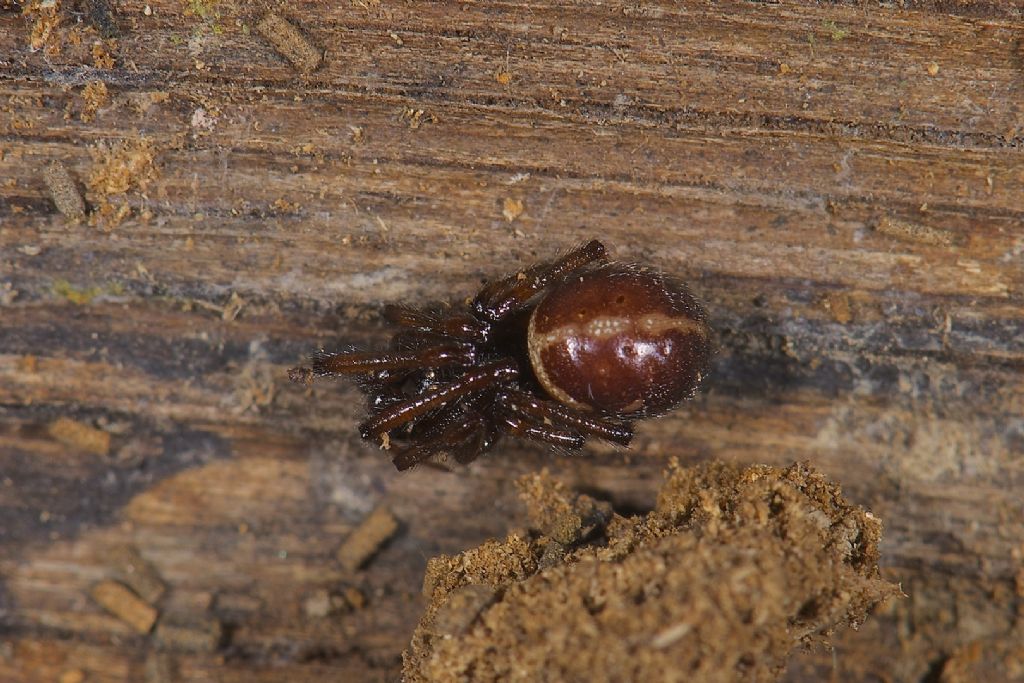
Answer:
1;0;1023;681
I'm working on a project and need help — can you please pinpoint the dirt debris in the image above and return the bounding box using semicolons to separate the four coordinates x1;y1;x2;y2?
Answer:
405;461;898;683
80;80;110;122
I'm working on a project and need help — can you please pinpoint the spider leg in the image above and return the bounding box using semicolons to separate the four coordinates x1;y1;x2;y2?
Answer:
472;239;607;322
499;412;585;450
287;343;475;383
383;305;489;344
403;399;469;443
360;360;518;440
498;389;634;446
391;412;490;471
451;420;494;464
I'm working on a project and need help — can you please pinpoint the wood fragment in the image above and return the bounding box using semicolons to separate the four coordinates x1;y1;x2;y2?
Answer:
91;580;159;633
155;615;223;652
875;216;955;247
43;161;87;220
112;545;166;604
337;506;400;572
256;13;323;73
48;417;111;456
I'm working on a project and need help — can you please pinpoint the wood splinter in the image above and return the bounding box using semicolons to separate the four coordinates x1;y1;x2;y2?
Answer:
256;13;323;73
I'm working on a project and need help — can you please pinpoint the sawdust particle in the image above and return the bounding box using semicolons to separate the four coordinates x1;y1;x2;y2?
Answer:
502;197;524;222
91;39;117;68
88;138;158;196
81;80;110;122
24;0;63;53
401;107;436;129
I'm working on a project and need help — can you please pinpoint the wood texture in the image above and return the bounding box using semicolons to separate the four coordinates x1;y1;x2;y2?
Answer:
1;0;1022;681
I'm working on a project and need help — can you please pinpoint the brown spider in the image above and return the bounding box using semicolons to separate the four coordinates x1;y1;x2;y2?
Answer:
289;240;713;470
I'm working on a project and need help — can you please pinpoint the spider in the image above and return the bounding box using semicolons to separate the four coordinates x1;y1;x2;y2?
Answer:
289;240;713;471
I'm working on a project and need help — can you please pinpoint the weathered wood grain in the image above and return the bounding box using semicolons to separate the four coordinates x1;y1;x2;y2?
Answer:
1;0;1022;681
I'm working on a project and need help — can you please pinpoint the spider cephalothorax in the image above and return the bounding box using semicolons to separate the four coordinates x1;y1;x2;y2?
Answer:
289;240;712;470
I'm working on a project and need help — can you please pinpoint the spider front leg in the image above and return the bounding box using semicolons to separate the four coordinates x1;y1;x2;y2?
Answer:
472;239;607;322
383;305;490;344
287;343;475;384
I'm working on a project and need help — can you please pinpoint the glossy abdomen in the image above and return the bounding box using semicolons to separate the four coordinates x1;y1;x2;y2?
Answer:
527;263;712;417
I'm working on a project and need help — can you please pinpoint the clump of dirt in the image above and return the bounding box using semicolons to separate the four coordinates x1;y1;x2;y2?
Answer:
404;461;899;683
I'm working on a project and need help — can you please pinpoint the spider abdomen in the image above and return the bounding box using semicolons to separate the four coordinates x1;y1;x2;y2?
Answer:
527;263;712;417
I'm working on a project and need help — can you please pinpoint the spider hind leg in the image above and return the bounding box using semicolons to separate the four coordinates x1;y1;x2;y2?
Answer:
472;239;607;322
498;389;633;446
391;412;491;471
